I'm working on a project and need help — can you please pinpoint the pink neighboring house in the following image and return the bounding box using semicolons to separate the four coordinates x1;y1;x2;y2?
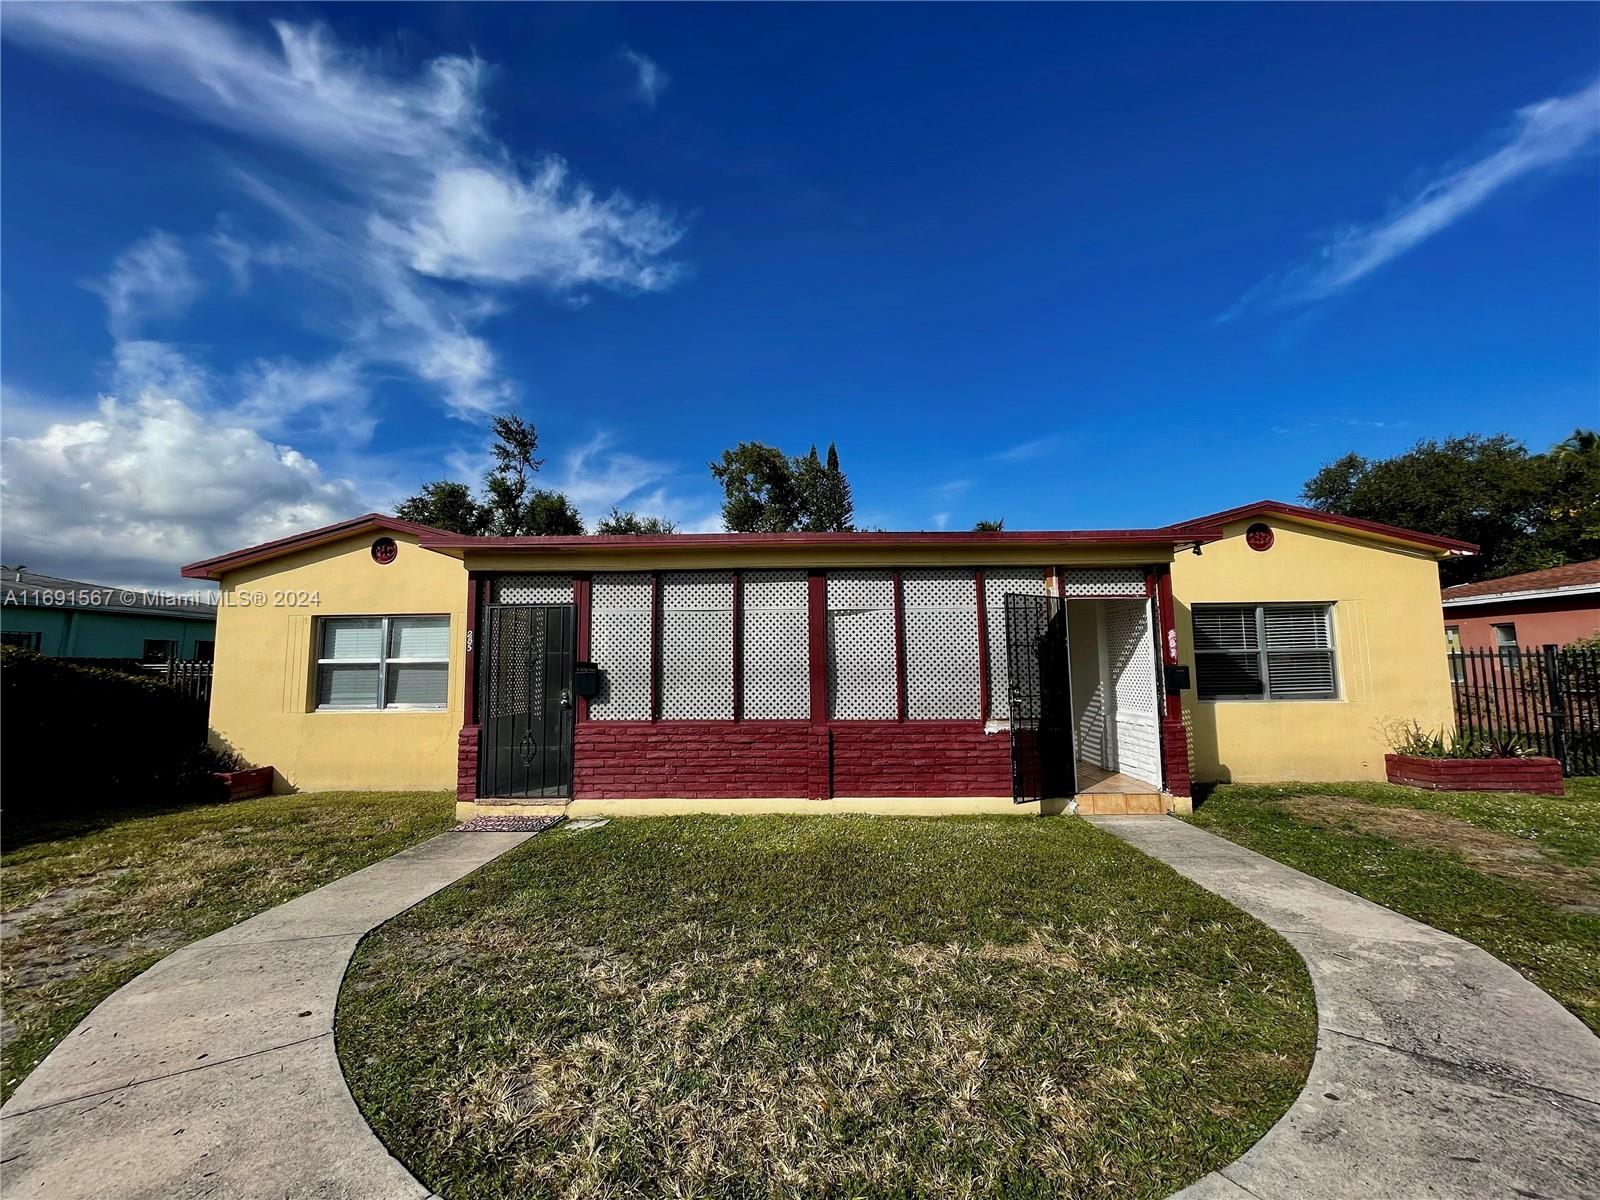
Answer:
1442;559;1600;653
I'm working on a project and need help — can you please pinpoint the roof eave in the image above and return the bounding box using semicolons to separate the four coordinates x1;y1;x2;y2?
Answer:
1171;499;1478;556
179;513;449;581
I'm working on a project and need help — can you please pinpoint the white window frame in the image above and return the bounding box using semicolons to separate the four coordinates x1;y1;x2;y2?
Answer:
1193;603;1339;702
1492;622;1520;671
315;615;450;711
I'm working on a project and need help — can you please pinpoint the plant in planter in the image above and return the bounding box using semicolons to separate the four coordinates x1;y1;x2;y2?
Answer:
1382;720;1562;795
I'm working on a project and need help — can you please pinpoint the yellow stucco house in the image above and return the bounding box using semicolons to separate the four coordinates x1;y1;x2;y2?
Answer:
181;500;1473;818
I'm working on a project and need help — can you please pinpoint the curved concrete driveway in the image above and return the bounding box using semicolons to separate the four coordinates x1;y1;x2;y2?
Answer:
1091;816;1600;1200
0;830;531;1200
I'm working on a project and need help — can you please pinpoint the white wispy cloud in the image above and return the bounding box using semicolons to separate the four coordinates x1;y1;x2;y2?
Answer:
988;435;1060;464
1223;77;1600;320
621;47;669;107
4;5;686;419
84;231;201;339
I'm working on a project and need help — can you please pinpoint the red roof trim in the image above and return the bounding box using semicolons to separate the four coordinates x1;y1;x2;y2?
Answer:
415;527;1225;553
179;513;452;580
1170;499;1477;554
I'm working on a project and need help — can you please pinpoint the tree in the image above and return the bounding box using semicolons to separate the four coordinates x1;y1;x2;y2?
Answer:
595;507;678;535
973;518;1005;531
521;489;585;535
805;442;855;532
709;442;806;532
394;480;486;535
1301;432;1597;585
393;414;587;537
709;439;856;532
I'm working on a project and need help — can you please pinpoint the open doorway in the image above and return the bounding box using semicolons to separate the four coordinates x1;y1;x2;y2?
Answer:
1065;597;1163;794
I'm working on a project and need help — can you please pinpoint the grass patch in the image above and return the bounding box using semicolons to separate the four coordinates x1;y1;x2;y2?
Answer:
1;790;454;1102
338;815;1315;1199
1189;778;1600;1033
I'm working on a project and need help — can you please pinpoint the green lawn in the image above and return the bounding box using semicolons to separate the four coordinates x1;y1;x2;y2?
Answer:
1189;778;1600;1033
1;791;455;1102
338;815;1315;1200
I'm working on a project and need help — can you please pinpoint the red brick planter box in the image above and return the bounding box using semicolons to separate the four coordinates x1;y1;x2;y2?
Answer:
1384;754;1563;796
216;766;274;801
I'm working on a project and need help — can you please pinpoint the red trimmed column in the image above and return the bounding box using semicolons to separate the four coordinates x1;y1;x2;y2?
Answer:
807;571;828;723
459;572;482;805
1152;565;1191;798
974;570;990;719
573;572;592;722
807;571;833;799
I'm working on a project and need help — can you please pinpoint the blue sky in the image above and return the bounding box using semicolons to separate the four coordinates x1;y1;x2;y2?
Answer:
2;3;1596;586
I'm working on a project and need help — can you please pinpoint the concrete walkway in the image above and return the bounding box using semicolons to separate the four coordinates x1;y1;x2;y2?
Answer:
1091;816;1600;1200
0;830;532;1200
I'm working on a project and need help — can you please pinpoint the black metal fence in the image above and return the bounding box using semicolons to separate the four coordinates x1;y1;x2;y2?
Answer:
1448;644;1600;776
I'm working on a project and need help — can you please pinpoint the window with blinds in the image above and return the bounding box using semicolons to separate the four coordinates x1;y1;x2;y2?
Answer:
1192;604;1336;701
316;615;449;709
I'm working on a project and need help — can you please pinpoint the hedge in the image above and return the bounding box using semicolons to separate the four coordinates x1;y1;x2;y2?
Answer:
1;647;227;814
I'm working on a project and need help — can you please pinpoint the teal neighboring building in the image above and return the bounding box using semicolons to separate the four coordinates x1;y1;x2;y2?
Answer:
1;565;216;661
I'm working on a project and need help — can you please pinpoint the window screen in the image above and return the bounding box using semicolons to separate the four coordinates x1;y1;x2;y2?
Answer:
903;569;981;718
316;615;449;709
742;570;809;719
660;572;735;719
1193;604;1336;701
589;573;652;719
827;571;897;719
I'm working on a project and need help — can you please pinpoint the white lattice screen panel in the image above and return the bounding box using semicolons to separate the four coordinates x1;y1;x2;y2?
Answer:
1060;568;1146;597
742;570;809;719
492;574;573;604
660;572;735;720
1105;598;1162;786
984;569;1049;720
903;569;981;719
589;573;652;720
827;571;897;720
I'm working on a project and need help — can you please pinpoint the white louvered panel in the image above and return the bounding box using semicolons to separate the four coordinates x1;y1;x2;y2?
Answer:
903;569;980;719
1060;568;1146;597
1265;606;1331;650
589;572;652;720
492;574;573;605
1105;598;1162;787
984;568;1050;720
1193;606;1258;652
827;571;896;720
661;572;734;720
742;570;809;719
1073;605;1112;770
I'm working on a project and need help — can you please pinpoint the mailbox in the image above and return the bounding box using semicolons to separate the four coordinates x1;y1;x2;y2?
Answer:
572;662;602;699
1163;664;1192;692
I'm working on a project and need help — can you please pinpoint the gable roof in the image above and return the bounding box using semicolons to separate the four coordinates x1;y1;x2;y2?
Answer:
179;514;450;580
180;513;1224;579
1170;499;1478;556
1441;559;1600;606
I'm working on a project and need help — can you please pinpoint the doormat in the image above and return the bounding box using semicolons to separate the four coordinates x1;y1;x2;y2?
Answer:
453;814;566;834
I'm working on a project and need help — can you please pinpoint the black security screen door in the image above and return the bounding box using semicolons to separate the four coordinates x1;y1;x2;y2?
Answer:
481;604;575;798
1004;593;1077;803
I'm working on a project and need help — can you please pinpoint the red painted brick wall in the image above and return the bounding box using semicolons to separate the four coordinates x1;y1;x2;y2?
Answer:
1160;716;1192;798
1385;753;1563;796
457;724;480;805
571;720;1011;799
574;722;825;798
829;722;1011;796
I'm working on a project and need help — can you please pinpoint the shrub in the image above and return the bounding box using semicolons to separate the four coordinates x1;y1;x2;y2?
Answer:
1384;718;1536;760
0;647;240;815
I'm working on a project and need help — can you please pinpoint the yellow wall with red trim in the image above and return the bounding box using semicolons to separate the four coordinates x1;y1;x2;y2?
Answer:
1171;517;1455;783
207;530;467;792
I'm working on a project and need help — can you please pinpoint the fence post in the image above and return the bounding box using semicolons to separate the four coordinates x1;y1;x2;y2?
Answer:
1543;644;1566;775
